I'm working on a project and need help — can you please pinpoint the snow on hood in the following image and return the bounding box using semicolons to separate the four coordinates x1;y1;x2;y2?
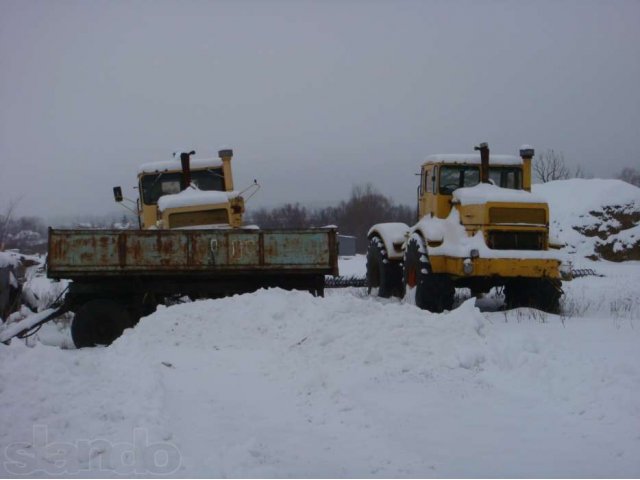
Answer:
453;183;545;205
138;157;223;175
157;185;239;212
425;153;522;165
413;209;562;261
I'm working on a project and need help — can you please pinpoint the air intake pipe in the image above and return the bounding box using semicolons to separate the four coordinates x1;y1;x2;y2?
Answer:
219;149;234;191
519;145;534;192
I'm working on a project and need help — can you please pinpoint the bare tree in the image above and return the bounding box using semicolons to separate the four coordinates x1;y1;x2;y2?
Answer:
0;197;22;250
617;167;640;187
533;149;571;182
246;184;414;253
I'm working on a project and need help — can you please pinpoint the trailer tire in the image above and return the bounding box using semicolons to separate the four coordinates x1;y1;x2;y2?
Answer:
71;299;134;348
366;236;404;299
403;235;454;313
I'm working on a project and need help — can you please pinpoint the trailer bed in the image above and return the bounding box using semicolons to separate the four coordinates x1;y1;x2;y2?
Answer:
48;228;339;279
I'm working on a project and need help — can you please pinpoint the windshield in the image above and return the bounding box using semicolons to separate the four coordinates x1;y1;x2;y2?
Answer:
439;166;480;194
140;168;225;205
438;165;522;194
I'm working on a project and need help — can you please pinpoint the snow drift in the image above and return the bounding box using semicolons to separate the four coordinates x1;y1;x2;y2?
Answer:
534;179;640;261
1;284;639;477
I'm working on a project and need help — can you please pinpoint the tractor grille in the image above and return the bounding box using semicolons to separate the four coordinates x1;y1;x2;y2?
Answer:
168;209;229;228
487;231;545;250
489;207;546;225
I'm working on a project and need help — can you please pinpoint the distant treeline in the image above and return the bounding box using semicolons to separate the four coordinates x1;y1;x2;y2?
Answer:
247;184;414;253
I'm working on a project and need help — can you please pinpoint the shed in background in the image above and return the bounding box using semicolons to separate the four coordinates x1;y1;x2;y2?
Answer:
338;235;357;257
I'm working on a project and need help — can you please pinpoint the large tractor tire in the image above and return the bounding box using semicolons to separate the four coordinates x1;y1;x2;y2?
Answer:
504;278;562;314
366;236;404;299
71;299;135;348
403;235;454;313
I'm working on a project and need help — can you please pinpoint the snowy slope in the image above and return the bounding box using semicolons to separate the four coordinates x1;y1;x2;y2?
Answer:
1;261;640;477
533;179;640;260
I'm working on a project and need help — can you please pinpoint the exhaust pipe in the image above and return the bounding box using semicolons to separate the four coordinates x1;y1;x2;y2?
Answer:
475;142;490;184
178;150;196;190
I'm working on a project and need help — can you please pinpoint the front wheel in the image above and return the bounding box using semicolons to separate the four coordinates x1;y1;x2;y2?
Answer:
366;236;404;299
403;235;454;313
71;299;135;348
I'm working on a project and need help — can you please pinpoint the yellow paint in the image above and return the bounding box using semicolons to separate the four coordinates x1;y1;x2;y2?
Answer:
136;151;244;229
415;153;559;280
429;256;561;279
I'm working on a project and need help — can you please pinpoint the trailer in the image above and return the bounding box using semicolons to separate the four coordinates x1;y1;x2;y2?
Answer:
1;148;341;348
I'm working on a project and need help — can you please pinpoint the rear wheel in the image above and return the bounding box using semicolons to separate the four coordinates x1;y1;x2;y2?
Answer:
504;278;562;313
71;299;135;348
366;236;404;299
403;235;454;312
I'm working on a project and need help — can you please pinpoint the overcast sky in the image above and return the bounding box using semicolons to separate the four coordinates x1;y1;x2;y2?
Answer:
1;0;639;219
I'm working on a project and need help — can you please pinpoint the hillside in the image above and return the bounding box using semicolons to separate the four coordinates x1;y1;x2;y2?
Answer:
533;179;640;261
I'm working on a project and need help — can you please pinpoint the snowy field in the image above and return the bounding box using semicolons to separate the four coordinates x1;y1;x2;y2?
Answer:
1;178;640;477
1;253;639;478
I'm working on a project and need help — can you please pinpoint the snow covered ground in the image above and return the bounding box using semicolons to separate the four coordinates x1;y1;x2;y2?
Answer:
1;178;639;477
1;253;639;478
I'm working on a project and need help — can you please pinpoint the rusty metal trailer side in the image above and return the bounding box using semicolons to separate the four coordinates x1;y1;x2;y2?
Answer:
48;228;339;278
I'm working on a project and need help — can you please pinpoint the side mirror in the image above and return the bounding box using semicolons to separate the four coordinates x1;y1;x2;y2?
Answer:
113;186;123;203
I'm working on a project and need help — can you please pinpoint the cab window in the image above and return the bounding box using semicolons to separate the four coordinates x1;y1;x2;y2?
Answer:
140;168;225;205
439;166;480;194
488;167;522;189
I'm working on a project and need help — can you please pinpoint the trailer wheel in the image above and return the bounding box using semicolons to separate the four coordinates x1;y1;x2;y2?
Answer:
366;236;404;298
504;278;562;314
71;299;134;348
403;236;454;313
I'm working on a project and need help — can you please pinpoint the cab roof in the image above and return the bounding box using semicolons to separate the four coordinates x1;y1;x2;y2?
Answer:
138;158;223;175
423;154;523;166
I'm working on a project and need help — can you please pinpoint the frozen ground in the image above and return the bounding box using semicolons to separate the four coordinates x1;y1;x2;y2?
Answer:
1;178;639;477
1;254;639;478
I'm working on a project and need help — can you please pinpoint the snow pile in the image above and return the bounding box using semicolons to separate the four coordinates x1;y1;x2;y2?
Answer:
413;209;561;261
0;251;21;270
2;283;639;477
534;179;640;260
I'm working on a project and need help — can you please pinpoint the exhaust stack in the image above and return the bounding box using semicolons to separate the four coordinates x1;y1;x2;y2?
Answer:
179;150;196;190
475;142;490;184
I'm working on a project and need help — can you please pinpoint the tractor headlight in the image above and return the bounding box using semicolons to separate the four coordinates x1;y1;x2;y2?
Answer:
463;258;473;275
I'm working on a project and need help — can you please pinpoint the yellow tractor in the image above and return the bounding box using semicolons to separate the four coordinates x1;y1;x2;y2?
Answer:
367;143;563;313
118;149;249;230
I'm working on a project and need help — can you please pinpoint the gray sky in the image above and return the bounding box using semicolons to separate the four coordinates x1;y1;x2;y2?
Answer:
1;0;639;219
